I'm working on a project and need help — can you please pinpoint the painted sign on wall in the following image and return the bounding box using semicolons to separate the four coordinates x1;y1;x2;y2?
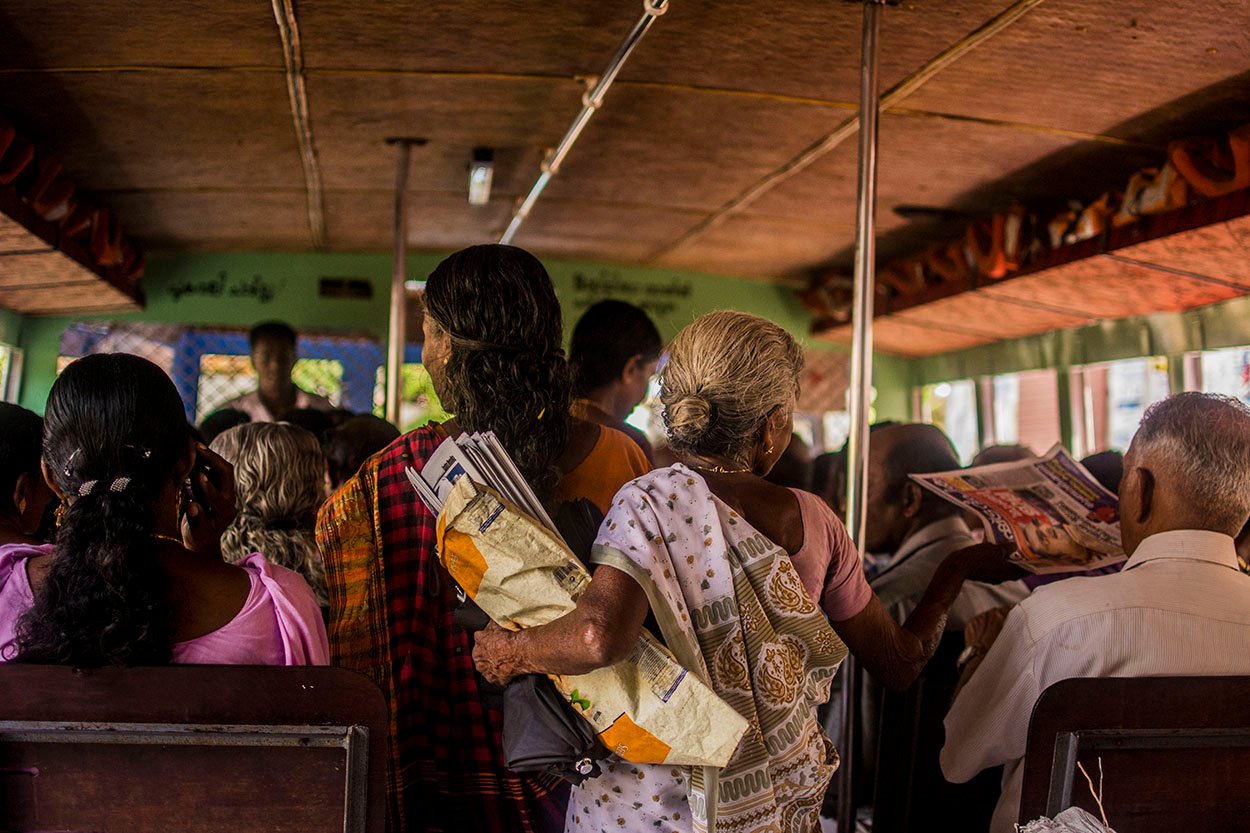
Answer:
166;271;286;304
569;269;693;319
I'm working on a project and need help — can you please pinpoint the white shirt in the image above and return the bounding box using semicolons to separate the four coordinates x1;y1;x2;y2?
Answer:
940;529;1250;833
870;515;1029;629
219;388;334;423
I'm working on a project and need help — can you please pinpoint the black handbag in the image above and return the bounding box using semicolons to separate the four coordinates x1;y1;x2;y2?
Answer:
498;497;611;784
501;673;609;784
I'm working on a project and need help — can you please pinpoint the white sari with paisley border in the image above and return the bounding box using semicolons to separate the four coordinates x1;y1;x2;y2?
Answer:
572;463;847;833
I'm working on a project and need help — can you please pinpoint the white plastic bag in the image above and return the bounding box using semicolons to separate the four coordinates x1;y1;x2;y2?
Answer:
1017;807;1114;833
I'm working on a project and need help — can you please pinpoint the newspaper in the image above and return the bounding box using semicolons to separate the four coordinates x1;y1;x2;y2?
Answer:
406;431;556;534
909;444;1126;574
409;433;748;767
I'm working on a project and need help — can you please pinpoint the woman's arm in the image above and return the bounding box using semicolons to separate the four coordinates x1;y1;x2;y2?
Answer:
832;543;1009;691
472;564;650;686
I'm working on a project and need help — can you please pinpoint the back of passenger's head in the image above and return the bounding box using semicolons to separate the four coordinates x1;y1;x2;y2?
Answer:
971;444;1035;467
0;403;45;508
569;300;663;396
326;408;354;429
812;450;846;508
423;244;572;498
278;407;335;443
661;311;803;461
1080;449;1124;494
198;407;251;444
17;353;192;666
249;320;297;350
1129;393;1250;532
324;415;401;490
878;423;961;504
211;422;327;604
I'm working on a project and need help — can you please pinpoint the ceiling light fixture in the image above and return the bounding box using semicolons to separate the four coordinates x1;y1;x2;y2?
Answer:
468;147;494;206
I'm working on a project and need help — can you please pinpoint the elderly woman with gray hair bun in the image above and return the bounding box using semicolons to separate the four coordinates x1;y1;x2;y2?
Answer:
211;422;328;608
473;310;1009;833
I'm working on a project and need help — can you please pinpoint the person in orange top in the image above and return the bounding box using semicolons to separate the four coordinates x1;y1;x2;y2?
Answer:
316;245;646;833
568;300;662;465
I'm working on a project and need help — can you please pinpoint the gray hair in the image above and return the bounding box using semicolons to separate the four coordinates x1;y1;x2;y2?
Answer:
1132;392;1250;532
210;422;328;606
660;310;803;463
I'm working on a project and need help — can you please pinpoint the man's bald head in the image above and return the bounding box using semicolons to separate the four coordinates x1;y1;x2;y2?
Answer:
874;423;962;502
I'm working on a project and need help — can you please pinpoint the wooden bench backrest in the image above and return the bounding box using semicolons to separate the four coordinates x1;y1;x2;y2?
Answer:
1020;675;1250;833
0;664;388;833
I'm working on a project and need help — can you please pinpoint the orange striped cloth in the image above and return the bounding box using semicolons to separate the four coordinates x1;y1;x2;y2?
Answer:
317;423;647;833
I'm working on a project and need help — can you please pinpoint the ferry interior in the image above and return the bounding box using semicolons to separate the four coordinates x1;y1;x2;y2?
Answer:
1;0;1249;831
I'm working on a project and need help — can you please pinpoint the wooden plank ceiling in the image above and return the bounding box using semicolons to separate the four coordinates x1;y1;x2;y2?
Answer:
818;189;1250;356
0;188;141;315
0;0;1248;339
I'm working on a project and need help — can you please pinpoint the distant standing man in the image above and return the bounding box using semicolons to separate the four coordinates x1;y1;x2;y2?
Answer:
568;300;663;463
222;321;333;422
859;422;1029;774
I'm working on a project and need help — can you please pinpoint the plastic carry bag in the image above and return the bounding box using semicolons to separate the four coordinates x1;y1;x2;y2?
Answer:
436;477;748;768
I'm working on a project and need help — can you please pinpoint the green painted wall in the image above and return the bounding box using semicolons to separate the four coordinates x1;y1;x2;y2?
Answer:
15;252;915;418
16;254;1248;425
910;294;1250;385
872;353;914;422
0;308;23;347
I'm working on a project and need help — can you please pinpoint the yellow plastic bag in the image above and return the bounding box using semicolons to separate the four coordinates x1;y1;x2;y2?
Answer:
436;478;748;767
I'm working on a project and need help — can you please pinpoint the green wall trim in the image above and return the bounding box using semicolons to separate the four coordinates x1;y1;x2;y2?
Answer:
871;353;914;422
0;308;24;350
14;251;913;416
911;293;1250;385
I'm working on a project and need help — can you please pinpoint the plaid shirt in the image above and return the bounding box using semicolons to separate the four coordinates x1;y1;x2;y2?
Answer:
317;426;565;833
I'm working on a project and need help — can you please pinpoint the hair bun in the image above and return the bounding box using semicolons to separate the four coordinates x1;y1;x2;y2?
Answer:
666;394;713;439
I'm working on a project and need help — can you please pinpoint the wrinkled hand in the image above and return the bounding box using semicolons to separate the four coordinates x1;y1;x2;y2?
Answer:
182;443;238;555
949;542;1027;584
472;621;526;686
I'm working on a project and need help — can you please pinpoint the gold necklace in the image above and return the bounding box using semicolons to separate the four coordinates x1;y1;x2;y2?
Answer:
689;462;753;475
152;533;182;545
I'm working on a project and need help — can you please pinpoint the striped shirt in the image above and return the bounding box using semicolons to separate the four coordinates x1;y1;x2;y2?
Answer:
941;529;1250;832
870;516;1029;629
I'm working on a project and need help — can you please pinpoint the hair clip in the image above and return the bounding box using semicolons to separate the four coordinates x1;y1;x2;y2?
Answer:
62;448;81;478
124;443;152;460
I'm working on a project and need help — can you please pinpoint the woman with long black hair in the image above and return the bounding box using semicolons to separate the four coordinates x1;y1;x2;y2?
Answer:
0;353;328;666
317;244;650;833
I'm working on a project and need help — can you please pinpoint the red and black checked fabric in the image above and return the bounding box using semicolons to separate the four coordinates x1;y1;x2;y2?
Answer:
317;426;566;833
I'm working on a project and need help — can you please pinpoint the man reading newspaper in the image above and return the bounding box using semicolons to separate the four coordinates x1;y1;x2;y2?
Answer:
942;394;1250;833
910;444;1126;575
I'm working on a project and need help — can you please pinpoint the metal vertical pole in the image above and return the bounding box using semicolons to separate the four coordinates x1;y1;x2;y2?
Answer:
499;0;668;244
386;141;413;426
977;376;995;449
839;2;884;831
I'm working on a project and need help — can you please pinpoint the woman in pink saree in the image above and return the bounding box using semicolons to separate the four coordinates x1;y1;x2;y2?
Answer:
0;353;326;667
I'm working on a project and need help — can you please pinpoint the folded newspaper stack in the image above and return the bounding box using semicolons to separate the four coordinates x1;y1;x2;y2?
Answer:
407;431;556;532
406;433;748;768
